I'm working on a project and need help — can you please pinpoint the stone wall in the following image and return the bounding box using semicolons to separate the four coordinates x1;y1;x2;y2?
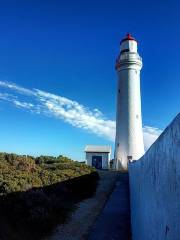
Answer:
129;113;180;240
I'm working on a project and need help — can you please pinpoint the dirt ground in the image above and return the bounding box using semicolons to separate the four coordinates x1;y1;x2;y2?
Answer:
45;170;119;240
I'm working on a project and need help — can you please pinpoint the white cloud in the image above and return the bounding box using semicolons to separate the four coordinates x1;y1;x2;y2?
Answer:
0;93;16;101
13;100;34;109
0;92;35;111
0;80;162;150
143;126;162;150
0;80;34;96
35;88;116;140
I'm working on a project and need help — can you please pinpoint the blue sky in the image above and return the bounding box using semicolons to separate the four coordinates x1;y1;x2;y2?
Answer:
0;0;179;160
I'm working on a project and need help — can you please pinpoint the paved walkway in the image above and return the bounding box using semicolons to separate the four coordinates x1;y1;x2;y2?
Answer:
46;171;119;240
88;173;131;240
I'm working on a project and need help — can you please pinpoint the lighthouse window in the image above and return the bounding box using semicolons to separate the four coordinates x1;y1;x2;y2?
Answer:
121;49;129;53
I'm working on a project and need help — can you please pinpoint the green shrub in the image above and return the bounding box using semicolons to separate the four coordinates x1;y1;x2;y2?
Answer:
0;152;99;240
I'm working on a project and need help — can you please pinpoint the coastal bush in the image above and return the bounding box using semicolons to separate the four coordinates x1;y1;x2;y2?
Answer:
0;152;99;240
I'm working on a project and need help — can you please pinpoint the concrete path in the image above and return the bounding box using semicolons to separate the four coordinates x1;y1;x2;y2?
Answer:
88;173;131;240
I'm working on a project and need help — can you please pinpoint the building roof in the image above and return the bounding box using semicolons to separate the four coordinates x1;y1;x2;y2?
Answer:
85;145;111;153
120;33;137;44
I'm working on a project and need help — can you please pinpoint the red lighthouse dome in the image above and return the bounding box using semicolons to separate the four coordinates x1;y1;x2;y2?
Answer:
120;33;137;44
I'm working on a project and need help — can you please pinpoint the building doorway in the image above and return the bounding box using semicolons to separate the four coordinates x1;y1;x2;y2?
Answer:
92;156;102;169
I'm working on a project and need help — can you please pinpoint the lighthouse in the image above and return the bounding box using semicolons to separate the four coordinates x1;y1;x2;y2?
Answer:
114;33;144;171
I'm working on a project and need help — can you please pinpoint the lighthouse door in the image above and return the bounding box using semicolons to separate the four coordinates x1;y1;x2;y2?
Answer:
92;156;102;169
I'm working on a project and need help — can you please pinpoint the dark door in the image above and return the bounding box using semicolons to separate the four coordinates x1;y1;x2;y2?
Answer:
92;156;102;169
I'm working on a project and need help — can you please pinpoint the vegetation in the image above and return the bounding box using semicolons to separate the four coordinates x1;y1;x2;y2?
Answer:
0;152;99;240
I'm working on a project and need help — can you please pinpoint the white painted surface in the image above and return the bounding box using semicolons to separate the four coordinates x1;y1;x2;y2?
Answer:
129;113;180;240
121;40;137;52
114;36;144;170
86;152;110;169
85;145;111;153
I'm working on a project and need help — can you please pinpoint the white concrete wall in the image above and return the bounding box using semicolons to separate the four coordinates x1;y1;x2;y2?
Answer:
86;152;110;169
129;113;180;240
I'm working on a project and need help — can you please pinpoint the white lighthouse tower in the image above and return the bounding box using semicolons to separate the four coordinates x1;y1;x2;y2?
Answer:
114;33;144;171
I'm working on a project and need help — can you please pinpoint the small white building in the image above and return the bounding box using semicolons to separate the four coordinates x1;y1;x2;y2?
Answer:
85;145;111;170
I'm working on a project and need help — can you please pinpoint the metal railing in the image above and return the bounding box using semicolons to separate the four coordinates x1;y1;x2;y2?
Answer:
120;52;142;62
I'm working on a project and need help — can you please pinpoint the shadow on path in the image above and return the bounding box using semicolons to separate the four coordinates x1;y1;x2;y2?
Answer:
88;173;131;240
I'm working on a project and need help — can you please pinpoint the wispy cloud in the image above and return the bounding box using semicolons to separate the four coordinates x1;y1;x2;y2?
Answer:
0;80;162;150
143;126;162;150
13;100;34;109
0;81;34;96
